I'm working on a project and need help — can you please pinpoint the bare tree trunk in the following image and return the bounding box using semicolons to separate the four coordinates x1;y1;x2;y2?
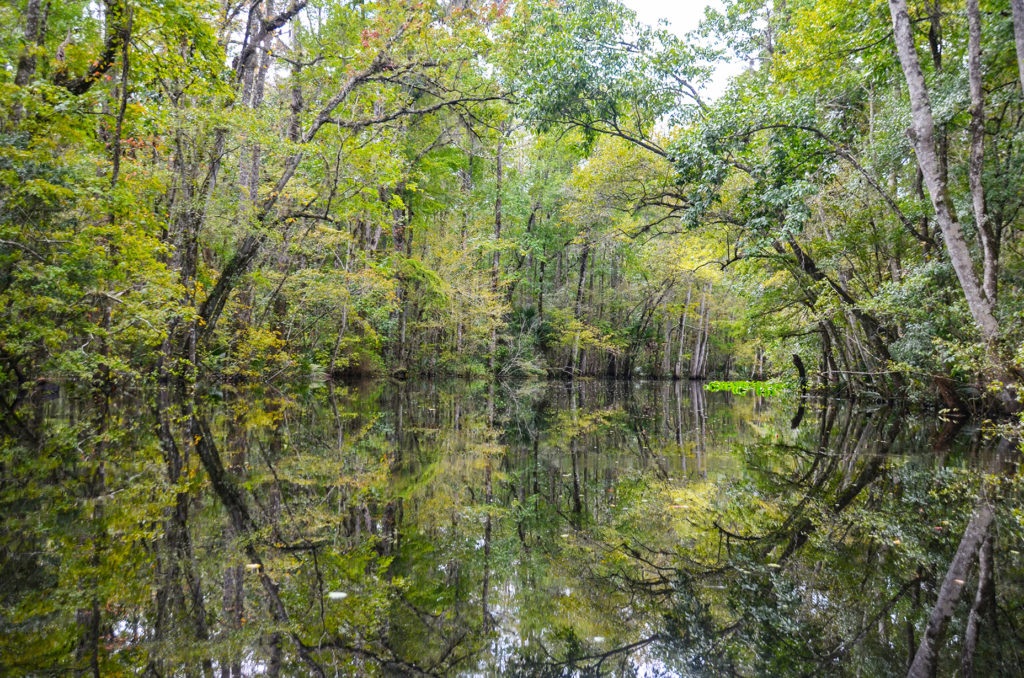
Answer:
697;284;712;377
570;242;590;377
489;138;503;371
673;286;692;380
328;304;349;376
288;42;303;144
819;324;835;387
14;0;44;88
689;293;704;380
888;0;1000;341
914;168;932;250
661;304;672;377
537;260;545;322
239;1;273;212
967;0;998;305
107;7;132;189
457;136;474;355
481;385;495;630
1011;0;1024;93
690;285;710;379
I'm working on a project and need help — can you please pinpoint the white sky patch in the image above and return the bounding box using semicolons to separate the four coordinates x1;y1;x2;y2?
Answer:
620;0;746;100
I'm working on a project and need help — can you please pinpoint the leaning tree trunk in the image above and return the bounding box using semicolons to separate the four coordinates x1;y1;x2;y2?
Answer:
961;533;996;678
907;503;994;678
888;0;1000;342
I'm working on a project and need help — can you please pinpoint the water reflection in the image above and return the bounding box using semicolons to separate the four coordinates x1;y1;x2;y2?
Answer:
1;380;1021;676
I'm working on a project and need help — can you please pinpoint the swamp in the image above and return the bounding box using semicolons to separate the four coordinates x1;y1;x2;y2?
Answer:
3;0;1024;674
4;380;1023;675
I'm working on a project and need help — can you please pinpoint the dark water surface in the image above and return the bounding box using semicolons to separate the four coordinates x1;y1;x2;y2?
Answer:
2;380;1023;676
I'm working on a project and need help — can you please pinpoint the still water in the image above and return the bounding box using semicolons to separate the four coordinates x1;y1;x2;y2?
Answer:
2;379;1022;676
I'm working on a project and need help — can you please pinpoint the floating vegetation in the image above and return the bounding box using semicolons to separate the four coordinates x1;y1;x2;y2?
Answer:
704;380;791;396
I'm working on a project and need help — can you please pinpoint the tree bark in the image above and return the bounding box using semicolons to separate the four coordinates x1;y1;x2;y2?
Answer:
967;0;998;305
907;503;994;678
489;138;503;371
571;242;589;377
661;305;672;377
14;0;43;87
961;534;995;678
192;415;327;678
689;286;709;379
54;0;130;96
238;0;273;213
793;353;807;393
888;0;1000;341
1011;0;1024;93
783;236;897;369
673;286;691;380
108;11;131;188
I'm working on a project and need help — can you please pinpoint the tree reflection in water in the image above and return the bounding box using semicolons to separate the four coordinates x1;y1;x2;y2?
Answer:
1;380;1021;676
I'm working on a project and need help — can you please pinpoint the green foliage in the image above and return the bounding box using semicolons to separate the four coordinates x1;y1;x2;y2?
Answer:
705;379;791;396
499;0;709;144
4;0;1024;674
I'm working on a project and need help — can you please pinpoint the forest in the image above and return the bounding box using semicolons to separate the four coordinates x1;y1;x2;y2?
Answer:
2;0;1024;400
2;0;1024;675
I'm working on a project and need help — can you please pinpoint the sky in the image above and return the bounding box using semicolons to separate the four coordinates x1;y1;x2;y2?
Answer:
619;0;745;99
622;0;718;33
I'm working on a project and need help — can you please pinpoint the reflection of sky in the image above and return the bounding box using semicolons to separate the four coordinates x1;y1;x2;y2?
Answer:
424;381;786;675
620;0;747;100
388;381;1005;675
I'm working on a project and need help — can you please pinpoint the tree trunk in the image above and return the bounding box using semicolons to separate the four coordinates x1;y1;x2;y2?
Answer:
690;284;711;380
961;534;995;678
907;503;994;678
55;0;130;96
489;138;503;371
673;286;692;380
967;0;998;305
819;323;837;387
888;0;1000;341
537;260;545;322
1011;0;1024;93
571;242;589;377
239;0;273;213
689;290;706;379
793;353;807;394
14;0;43;88
288;42;304;144
661;305;672;377
698;285;712;376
